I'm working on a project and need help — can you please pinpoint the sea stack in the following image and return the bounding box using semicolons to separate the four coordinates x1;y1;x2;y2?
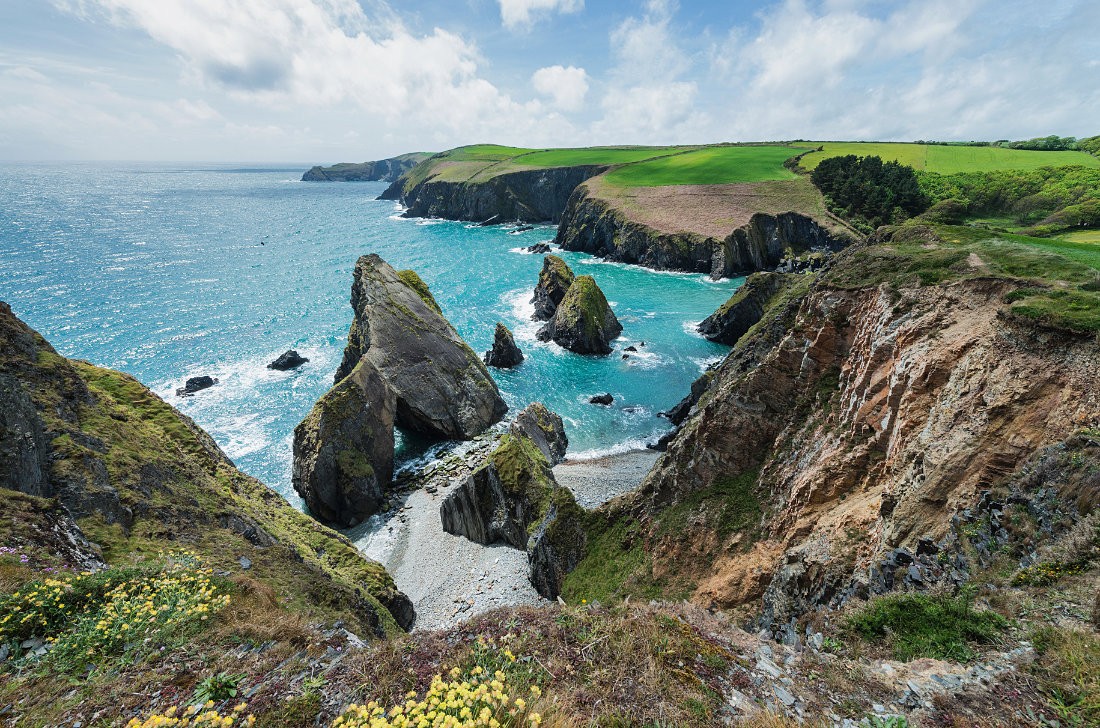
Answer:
484;322;524;368
333;254;507;440
531;254;575;321
538;275;622;355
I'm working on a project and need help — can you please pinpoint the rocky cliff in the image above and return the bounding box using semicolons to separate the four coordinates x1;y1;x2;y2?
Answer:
0;302;414;633
697;271;803;345
537;275;622;355
388;165;606;223
333;254;507;440
302;153;431;182
564;227;1100;633
557;183;851;278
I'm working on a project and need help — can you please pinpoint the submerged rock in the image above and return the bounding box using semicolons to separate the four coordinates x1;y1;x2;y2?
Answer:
333;254;507;440
176;375;217;397
698;272;794;345
292;359;396;527
510;402;568;466
538;275;622;355
484;322;524;369
589;393;614;405
531;255;575;321
267;349;309;371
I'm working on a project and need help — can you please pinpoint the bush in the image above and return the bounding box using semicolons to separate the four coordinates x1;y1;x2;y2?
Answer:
847;591;1009;662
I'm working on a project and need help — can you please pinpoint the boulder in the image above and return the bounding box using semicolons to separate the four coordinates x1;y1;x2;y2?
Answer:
697;272;792;346
538;275;622;355
589;393;614;405
527;243;551;254
484;322;524;369
292;359;396;527
510;402;568;466
333;254;507;440
267;350;309;371
439;428;586;599
176;375;217;397
531;255;575;321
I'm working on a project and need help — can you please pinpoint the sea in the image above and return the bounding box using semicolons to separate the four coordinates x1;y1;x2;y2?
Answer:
0;162;741;507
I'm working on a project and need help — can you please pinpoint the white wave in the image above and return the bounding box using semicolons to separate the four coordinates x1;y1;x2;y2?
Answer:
618;348;668;370
415;219;446;226
681;320;706;338
567;437;661;461
690;354;725;372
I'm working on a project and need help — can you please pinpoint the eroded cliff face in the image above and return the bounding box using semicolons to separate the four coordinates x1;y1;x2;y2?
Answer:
606;273;1098;624
395;166;606;223
556;184;851;277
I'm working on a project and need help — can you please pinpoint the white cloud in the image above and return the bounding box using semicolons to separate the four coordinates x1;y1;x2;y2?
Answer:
531;65;588;111
497;0;582;30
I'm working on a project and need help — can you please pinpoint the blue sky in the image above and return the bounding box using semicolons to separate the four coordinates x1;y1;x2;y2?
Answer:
0;0;1097;161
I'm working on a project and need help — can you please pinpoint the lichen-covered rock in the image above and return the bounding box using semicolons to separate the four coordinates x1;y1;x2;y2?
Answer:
293;359;396;527
538;275;622;355
697;272;794;345
439;427;585;598
333;254;507;440
510;402;567;466
531;255;575;321
484;322;524;369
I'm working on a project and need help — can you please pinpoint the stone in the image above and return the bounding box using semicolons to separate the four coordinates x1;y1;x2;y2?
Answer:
510;402;568;466
537;275;622;355
484;322;524;369
589;393;614;405
527;243;551;254
332;254;507;440
176;375;217;397
238;556;252;570
624;345;637;352
293;359;397;527
267;350;309;371
531;254;575;321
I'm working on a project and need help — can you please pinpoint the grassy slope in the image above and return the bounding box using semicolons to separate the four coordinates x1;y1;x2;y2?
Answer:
601;145;808;186
799;142;1100;172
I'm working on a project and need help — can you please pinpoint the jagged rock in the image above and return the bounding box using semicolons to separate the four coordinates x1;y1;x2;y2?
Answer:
589;393;614;405
0;373;49;496
293;359;396;527
512;225;535;233
333;254;507;440
537;275;622;355
267;349;309;371
484;322;524;369
176;375;217;397
527;243;552;254
510;402;568;466
698;272;794;345
531;255;575;321
439;430;585;598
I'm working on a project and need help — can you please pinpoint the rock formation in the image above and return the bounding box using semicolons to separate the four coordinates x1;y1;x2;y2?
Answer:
531;255;575;321
176;375;217;397
589;393;614;406
509;402;568;466
333;254;507;440
538;275;622;355
268;349;309;370
484;322;524;369
440;407;584;598
697;272;796;345
302;153;431;183
292;359;396;527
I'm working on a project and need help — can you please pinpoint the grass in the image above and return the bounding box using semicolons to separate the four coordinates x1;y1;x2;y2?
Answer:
602;145;806;187
1059;229;1100;244
517;145;698;168
799;142;1100;173
847;591;1009;661
1031;626;1100;725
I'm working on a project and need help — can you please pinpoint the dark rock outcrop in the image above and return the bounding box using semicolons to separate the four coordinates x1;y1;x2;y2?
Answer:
302;153;431;183
660;370;715;426
439;424;585;598
484;322;524;369
333;254;507;440
538;275;622;355
268;350;309;371
176;375;217;397
392;166;606;224
510;402;568;466
557;184;852;278
527;243;552;254
0;373;49;496
589;393;614;406
292;359;396;527
698;272;795;345
531;255;575;321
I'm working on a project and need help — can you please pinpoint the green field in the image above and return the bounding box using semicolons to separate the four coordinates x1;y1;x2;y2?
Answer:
1059;229;1100;245
799;142;1100;173
601;145;807;187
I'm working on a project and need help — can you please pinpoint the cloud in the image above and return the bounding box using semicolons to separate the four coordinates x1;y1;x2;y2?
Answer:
497;0;583;30
531;65;588;111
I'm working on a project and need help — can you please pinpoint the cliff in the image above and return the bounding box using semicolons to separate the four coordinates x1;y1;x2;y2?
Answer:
302;153;431;182
0;301;413;634
563;225;1100;633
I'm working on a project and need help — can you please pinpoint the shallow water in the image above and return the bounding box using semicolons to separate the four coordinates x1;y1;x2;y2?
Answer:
0;162;739;505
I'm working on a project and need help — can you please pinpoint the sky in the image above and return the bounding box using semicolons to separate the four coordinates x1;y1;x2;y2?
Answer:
0;0;1097;162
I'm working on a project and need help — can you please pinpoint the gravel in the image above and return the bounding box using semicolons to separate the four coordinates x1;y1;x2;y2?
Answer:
553;449;660;508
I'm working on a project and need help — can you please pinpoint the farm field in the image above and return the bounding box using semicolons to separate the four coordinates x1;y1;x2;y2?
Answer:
799;142;1100;173
1059;229;1100;245
601;145;808;187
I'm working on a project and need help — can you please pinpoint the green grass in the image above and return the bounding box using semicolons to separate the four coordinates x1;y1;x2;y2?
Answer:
1059;229;1100;244
603;145;806;186
847;592;1009;661
800;142;1100;173
517;145;698;168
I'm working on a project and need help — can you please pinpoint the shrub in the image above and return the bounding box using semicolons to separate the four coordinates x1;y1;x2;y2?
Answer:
811;155;928;229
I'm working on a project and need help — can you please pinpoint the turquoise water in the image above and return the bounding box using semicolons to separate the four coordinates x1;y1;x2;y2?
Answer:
0;162;739;504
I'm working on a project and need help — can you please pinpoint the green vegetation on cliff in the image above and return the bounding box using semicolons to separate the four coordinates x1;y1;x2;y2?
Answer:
602;145;807;187
800;142;1100;173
